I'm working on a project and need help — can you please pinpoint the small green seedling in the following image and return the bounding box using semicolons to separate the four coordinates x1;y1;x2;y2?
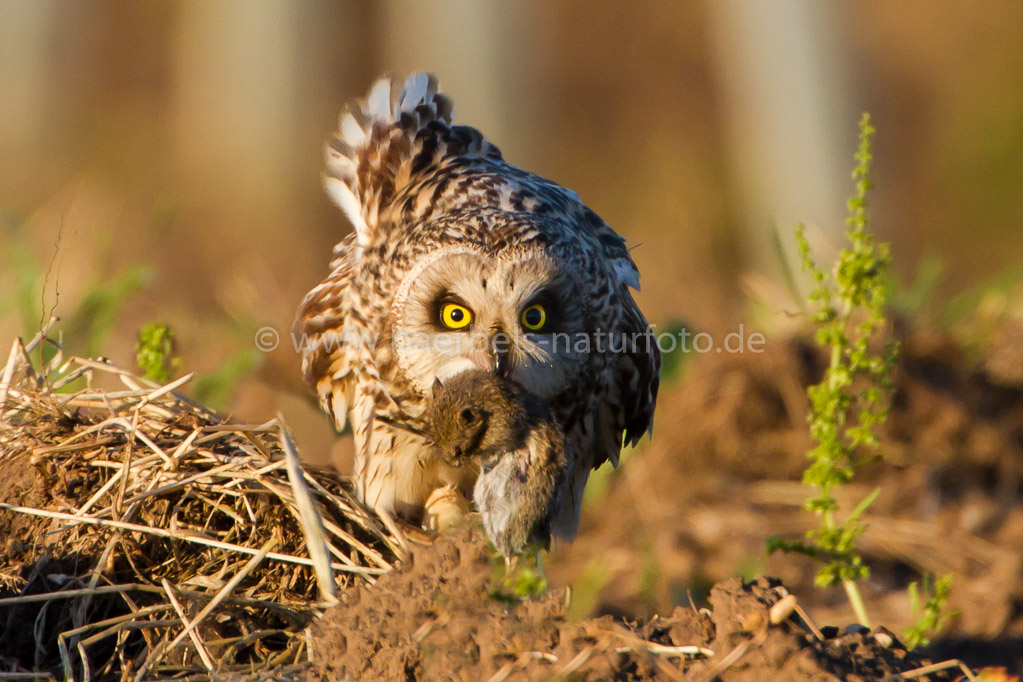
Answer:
767;114;897;627
488;550;547;603
904;573;957;650
135;322;180;383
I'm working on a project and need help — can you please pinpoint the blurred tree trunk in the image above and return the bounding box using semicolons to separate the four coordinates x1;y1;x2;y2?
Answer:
705;0;857;275
172;0;301;210
0;1;59;185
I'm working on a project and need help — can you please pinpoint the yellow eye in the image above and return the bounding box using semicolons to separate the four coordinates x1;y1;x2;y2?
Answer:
440;302;473;330
521;304;547;331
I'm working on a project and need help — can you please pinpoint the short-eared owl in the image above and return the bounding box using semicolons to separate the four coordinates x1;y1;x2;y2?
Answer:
296;73;659;539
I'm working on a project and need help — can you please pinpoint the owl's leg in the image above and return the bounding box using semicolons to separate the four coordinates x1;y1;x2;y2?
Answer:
423;484;470;531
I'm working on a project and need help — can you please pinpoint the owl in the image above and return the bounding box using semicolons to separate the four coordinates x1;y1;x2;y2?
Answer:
295;73;659;540
426;369;569;559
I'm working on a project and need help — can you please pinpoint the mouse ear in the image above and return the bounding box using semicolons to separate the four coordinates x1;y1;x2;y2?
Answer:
432;378;444;392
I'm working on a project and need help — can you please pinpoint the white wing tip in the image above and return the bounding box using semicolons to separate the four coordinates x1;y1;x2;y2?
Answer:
323;72;445;250
360;72;437;124
340;111;368;148
365;77;392;121
397;72;432;114
323;176;370;247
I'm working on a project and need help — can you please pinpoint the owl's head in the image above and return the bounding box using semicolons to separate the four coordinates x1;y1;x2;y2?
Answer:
392;240;590;401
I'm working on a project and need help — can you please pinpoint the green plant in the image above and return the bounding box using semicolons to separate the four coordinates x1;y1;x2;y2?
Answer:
657;319;693;383
903;573;956;650
890;254;944;320
767;114;897;627
0;215;44;337
637;542;662;613
135;322;181;383
488;552;548;603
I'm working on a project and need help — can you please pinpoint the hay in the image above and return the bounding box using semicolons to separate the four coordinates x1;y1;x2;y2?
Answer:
0;321;406;681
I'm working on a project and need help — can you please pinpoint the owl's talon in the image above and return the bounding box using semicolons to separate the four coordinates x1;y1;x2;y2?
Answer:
394;518;439;545
423;486;470;531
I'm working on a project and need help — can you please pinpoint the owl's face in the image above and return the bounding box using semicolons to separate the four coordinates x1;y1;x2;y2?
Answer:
392;245;589;400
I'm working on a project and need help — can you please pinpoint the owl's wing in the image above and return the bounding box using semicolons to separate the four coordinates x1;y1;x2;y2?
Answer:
573;208;659;466
615;292;660;448
301;74;483;431
306;73;509;430
293;234;357;431
549;207;660;540
587;290;660;475
322;73;502;256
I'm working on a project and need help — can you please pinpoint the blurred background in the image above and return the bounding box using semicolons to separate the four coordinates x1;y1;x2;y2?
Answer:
1;0;1021;462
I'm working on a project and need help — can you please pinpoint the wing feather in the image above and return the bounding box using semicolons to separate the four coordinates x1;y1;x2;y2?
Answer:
294;234;357;430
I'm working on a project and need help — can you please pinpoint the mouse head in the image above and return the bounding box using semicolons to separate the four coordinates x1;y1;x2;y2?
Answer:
426;370;528;466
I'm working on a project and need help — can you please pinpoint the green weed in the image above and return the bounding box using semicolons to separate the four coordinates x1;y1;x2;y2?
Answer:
767;114;896;627
135;322;181;383
0;214;153;359
903;573;957;650
768;114;956;640
488;552;548;603
192;347;261;411
564;558;613;621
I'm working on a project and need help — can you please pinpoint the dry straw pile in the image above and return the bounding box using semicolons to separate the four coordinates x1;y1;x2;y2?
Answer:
0;322;406;681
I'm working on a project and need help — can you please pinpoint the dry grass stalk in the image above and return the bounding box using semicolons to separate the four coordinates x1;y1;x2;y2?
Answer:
278;416;338;604
888;659;978;682
0;330;403;681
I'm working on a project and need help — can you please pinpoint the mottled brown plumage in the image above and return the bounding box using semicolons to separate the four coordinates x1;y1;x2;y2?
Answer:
295;73;659;538
427;370;568;557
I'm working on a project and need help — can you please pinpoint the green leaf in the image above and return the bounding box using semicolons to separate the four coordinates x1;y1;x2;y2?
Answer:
136;322;179;383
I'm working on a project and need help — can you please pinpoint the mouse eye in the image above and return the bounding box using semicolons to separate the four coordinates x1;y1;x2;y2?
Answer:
460;408;478;425
440;302;473;330
520;303;547;331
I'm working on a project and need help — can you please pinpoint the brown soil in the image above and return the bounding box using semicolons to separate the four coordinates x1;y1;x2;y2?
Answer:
1;451;964;681
309;527;961;682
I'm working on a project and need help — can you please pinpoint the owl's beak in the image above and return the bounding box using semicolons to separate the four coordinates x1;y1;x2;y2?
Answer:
494;348;510;378
490;327;512;379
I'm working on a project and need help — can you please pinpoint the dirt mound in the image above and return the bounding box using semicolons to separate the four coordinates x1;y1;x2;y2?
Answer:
310;527;562;682
310;527;962;682
0;337;401;681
